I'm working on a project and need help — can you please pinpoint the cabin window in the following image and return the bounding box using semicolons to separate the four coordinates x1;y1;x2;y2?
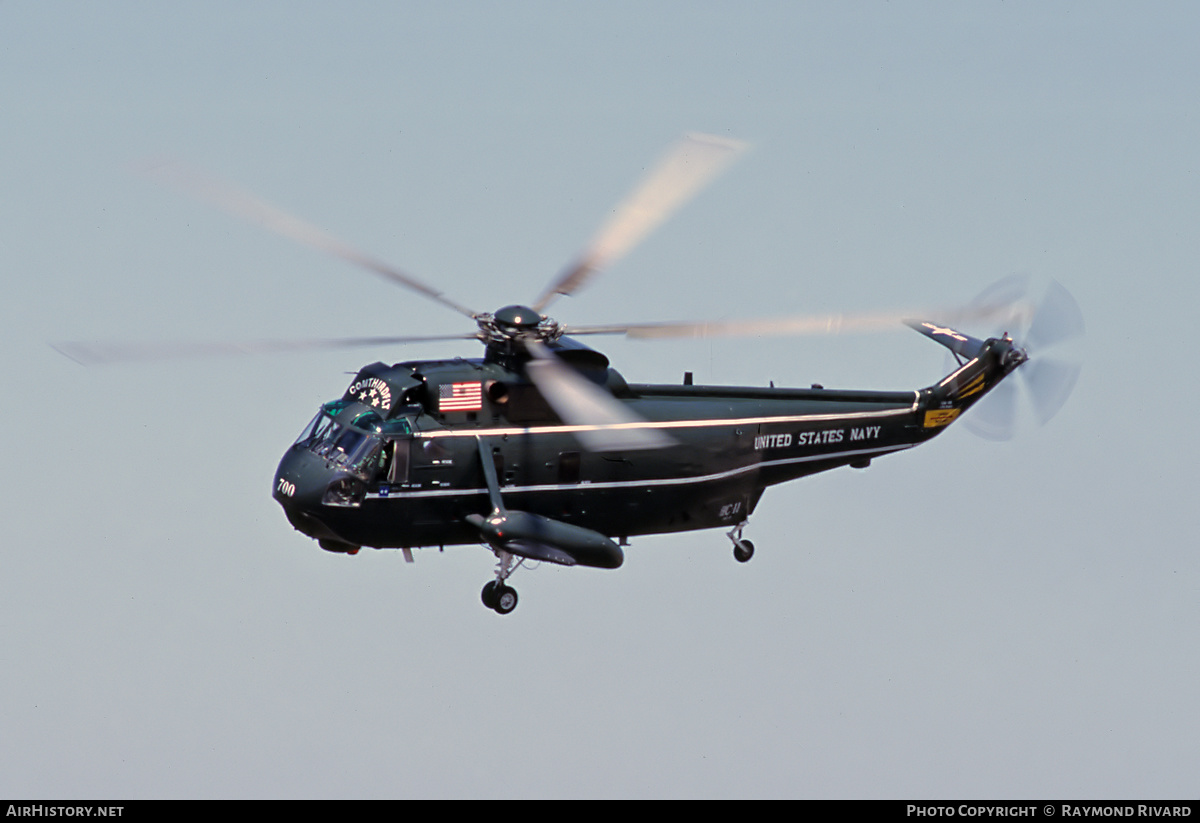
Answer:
558;451;581;485
387;440;410;484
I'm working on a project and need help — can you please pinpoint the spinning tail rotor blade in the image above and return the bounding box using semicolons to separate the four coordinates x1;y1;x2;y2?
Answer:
1022;357;1083;426
965;375;1020;441
533;133;746;313
1026;278;1086;353
138;159;480;321
960;276;1085;439
523;340;674;451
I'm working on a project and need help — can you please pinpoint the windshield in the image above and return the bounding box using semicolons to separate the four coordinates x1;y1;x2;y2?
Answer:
293;403;412;479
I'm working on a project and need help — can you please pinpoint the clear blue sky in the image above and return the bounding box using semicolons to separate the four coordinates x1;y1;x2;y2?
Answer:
2;1;1197;798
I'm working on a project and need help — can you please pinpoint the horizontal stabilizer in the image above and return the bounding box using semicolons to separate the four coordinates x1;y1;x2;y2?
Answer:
905;320;986;359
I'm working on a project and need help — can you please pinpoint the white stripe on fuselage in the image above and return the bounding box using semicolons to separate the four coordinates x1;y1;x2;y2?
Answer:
364;443;913;500
412;395;920;442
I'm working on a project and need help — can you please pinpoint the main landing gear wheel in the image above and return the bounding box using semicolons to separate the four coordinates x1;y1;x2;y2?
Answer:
481;580;518;614
493;584;518;614
481;580;500;609
733;539;755;563
482;549;522;614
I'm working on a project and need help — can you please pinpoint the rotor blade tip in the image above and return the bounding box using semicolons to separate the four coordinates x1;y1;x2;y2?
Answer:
683;132;750;152
51;343;91;366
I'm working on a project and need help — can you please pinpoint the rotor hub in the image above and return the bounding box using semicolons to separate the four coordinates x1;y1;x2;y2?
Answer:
477;305;562;346
494;305;541;330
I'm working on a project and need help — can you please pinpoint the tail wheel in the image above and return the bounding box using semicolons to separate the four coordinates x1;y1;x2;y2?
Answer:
733;539;755;563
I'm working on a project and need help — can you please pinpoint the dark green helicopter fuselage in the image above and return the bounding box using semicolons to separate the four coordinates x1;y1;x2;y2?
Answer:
272;332;1022;556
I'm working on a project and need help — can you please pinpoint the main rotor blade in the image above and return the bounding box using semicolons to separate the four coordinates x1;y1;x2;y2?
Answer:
560;292;1029;341
562;312;904;339
139;159;480;321
563;307;956;340
53;333;481;366
532;133;746;313
523;340;674;451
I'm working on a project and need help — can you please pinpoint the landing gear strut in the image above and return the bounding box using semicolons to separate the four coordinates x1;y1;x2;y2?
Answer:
728;521;755;563
481;549;522;614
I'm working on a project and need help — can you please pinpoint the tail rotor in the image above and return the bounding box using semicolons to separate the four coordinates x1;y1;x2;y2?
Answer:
958;275;1085;440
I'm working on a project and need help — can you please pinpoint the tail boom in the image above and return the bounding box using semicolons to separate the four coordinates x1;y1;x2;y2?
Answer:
910;321;1028;431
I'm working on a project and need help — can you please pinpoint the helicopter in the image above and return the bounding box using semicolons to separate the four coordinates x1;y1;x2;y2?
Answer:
58;134;1084;614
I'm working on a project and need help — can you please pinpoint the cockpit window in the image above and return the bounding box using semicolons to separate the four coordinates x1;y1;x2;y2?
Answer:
294;403;412;480
294;410;337;449
329;427;367;462
352;411;384;432
382;418;413;436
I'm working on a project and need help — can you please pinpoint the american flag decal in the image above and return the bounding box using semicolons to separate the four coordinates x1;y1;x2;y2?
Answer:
439;381;482;412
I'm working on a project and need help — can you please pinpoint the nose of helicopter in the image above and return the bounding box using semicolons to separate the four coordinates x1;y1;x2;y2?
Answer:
274;441;380;551
273;446;320;507
271;446;348;540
